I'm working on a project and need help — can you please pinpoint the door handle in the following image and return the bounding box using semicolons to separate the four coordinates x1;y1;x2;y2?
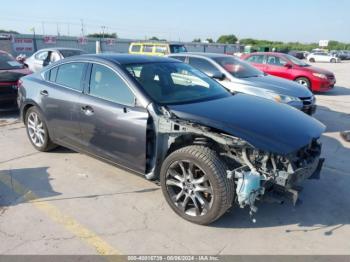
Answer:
40;90;49;96
123;107;131;114
81;105;94;116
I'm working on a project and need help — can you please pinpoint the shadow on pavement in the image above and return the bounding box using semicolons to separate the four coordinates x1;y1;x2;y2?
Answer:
316;86;350;96
0;167;61;207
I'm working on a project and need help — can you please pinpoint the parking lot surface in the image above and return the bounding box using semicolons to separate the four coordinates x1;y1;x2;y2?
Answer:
0;62;350;255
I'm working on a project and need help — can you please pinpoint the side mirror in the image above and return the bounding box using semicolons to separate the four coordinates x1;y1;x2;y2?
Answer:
284;63;293;69
208;71;226;81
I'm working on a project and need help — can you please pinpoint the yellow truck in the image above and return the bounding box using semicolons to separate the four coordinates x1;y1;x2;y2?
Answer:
129;42;187;56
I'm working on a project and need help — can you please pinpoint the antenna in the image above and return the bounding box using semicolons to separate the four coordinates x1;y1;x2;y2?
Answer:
80;19;85;37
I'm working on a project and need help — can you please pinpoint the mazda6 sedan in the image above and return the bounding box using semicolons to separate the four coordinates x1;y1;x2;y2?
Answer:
18;54;325;225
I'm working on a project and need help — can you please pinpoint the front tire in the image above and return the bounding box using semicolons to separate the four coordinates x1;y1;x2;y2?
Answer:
330;58;336;63
160;146;234;225
25;107;56;152
295;77;311;90
309;58;315;63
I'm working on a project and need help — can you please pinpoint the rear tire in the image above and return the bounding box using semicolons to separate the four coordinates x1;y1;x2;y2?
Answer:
160;145;234;225
295;77;311;90
330;58;336;63
25;107;57;152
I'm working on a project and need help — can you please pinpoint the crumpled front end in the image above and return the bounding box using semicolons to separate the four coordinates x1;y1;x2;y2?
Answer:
227;139;324;221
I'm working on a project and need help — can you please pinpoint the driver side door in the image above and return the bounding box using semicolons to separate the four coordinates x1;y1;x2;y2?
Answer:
265;55;293;80
78;63;149;173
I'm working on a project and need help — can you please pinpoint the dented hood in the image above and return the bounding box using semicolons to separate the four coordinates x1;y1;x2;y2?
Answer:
168;94;325;155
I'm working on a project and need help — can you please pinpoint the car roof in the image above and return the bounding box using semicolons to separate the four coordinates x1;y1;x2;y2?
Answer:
75;54;179;65
36;47;85;52
245;52;287;56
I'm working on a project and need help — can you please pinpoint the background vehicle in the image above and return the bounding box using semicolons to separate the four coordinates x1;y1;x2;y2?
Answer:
307;52;340;63
288;51;305;60
242;52;336;92
129;42;187;56
18;54;325;225
0;50;31;110
24;48;87;72
168;53;316;115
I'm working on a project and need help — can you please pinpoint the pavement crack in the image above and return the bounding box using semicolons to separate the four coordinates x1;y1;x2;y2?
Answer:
0;152;41;165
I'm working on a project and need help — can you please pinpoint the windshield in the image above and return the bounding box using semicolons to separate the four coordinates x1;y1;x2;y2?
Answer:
170;45;187;54
0;53;24;70
124;62;230;105
284;54;309;66
213;56;264;78
59;49;86;58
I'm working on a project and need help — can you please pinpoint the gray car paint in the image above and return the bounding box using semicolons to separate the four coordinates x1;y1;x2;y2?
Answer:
168;53;315;111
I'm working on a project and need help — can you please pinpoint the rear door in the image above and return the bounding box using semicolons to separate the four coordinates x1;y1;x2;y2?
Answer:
265;55;293;79
40;62;88;147
78;63;148;173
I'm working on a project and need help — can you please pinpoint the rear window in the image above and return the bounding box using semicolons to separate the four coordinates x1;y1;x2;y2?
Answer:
0;53;24;70
155;45;168;54
59;49;86;58
55;63;85;91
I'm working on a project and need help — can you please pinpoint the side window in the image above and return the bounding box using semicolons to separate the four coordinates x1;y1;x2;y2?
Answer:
171;56;186;62
267;56;287;66
131;45;141;52
89;64;135;106
188;57;217;74
143;45;154;53
246;55;264;64
55;63;85;91
35;51;49;61
155;45;167;54
49;67;58;82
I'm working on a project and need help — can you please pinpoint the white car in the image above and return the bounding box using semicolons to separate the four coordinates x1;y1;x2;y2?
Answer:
307;52;340;63
24;48;87;72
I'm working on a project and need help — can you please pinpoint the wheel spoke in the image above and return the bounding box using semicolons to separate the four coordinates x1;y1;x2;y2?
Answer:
37;133;45;144
192;175;209;185
190;195;201;216
166;179;183;189
195;192;210;212
188;162;194;181
178;161;187;176
173;190;184;202
168;169;184;182
180;195;190;211
195;185;213;194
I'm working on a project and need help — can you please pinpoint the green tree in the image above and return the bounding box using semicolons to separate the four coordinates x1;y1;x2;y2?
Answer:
192;38;202;43
217;34;238;44
206;38;214;43
0;29;19;34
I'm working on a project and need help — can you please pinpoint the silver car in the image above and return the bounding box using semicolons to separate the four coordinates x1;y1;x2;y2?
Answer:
24;48;87;72
168;53;316;115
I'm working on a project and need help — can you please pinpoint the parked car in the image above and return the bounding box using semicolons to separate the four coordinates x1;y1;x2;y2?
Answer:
168;53;316;115
0;50;31;110
129;42;187;56
307;52;340;63
330;50;347;60
24;48;87;72
18;54;325;225
288;51;305;60
242;52;336;92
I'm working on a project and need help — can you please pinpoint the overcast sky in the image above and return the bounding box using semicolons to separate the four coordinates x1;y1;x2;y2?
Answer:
1;0;349;42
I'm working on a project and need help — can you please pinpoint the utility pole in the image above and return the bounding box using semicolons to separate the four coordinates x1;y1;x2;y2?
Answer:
41;22;45;35
67;23;70;36
101;25;106;39
56;23;60;37
80;19;85;37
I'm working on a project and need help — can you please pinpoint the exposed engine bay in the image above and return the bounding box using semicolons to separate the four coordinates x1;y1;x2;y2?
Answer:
152;107;324;221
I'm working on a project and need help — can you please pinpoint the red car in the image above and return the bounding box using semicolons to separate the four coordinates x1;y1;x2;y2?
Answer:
241;52;336;92
0;50;32;110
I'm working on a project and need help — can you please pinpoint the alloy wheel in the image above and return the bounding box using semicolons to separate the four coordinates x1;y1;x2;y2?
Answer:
27;112;46;147
166;160;214;217
297;79;309;87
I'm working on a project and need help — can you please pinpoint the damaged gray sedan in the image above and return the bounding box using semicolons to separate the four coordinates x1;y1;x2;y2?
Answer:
18;54;325;225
